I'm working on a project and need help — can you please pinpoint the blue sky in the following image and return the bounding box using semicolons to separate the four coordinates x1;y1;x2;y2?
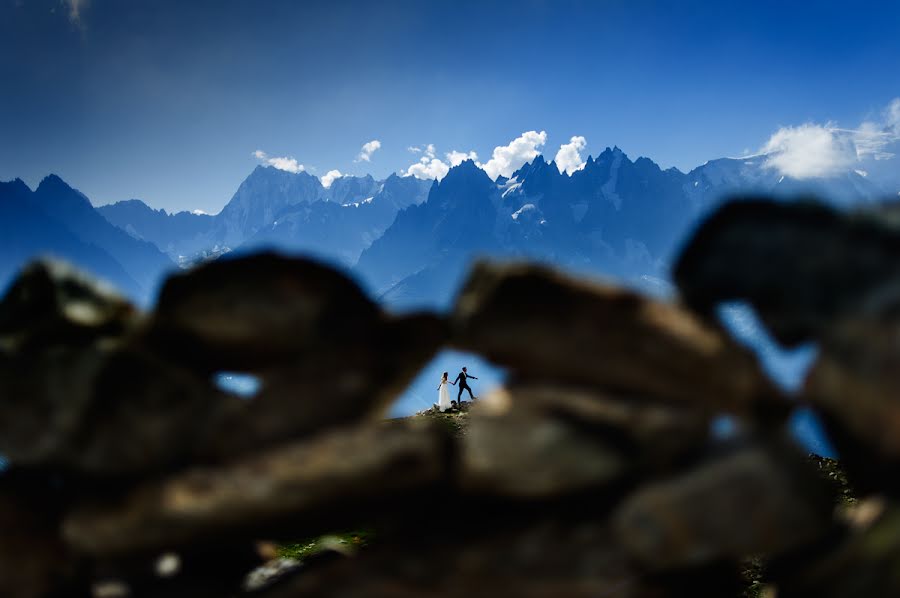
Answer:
2;0;899;213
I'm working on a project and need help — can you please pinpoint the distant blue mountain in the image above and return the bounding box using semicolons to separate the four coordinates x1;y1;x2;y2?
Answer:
98;199;214;261
0;178;146;299
30;175;176;298
213;166;327;248
97;167;431;267
244;173;432;266
355;149;884;310
4;148;886;309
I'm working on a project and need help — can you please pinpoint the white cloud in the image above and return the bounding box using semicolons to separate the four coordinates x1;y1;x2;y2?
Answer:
321;169;343;188
407;146;422;153
252;150;305;173
761;124;856;179
267;156;305;173
479;130;548;180
405;157;450;181
447;150;478;167
357;139;382;162
760;99;900;179
402;147;477;181
554;135;587;175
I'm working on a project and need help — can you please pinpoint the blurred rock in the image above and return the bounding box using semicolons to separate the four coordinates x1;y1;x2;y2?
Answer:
673;199;900;346
0;259;138;349
805;316;900;494
452;261;774;410
0;479;85;598
499;384;710;470
255;518;653;598
459;394;628;498
64;419;450;556
145;252;381;372
195;311;448;461
777;505;900;598
613;445;833;570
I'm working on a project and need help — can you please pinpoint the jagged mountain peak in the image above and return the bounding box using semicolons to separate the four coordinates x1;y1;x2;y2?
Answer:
37;173;76;193
0;178;32;198
439;159;492;186
35;174;94;208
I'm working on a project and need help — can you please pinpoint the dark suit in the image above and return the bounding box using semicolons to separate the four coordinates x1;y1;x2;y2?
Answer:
455;371;475;401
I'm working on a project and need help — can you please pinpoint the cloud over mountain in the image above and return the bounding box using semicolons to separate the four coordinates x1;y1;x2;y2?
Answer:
760;97;900;179
252;150;305;173
321;169;343;188
479;130;547;180
555;136;587;175
403;145;477;181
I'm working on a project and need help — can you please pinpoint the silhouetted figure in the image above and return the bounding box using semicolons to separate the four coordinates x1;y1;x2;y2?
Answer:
455;366;478;402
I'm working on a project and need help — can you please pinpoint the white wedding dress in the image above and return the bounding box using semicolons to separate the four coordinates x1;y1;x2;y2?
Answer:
437;379;453;412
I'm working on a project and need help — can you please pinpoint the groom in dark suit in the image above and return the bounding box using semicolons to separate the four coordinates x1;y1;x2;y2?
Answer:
455;367;478;402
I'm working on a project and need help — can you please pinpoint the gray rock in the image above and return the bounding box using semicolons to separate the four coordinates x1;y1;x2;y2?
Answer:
613;445;832;570
0;259;138;349
806;317;900;460
499;384;709;470
777;504;900;598
458;396;628;498
64;419;450;556
673;199;900;346
452;261;774;410
145;252;381;372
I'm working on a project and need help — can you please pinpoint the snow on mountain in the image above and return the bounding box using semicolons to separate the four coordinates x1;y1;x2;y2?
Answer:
7;144;897;309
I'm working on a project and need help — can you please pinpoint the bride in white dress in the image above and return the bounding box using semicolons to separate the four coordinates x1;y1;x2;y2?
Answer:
437;371;456;412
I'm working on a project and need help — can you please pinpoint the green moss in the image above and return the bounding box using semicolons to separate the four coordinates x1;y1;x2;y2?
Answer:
277;530;373;561
809;454;856;506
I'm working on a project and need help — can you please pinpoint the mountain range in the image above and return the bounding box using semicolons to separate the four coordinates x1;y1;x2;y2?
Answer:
1;148;892;309
98;167;432;269
0;175;174;302
1;147;890;452
357;148;886;308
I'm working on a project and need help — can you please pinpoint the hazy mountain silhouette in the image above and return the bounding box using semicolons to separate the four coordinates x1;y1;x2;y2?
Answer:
3;148;887;307
98;200;214;260
0;178;143;298
29;175;175;297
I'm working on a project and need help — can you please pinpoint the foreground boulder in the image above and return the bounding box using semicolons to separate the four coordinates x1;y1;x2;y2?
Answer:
64;419;451;556
0;255;446;475
673;199;900;346
145;253;383;371
452;261;776;410
613;445;834;570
